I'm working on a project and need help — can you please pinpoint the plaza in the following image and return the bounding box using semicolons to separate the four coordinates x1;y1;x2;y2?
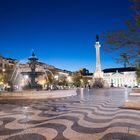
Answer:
0;88;140;140
0;0;140;139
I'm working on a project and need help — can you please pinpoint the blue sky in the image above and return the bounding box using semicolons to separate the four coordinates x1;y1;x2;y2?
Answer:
0;0;131;72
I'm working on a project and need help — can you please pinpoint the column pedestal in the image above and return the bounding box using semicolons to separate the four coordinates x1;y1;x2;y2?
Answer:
91;38;105;88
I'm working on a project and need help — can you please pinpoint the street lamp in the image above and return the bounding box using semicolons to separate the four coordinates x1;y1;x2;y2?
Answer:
2;68;5;83
80;79;84;88
2;69;5;72
0;68;6;91
54;75;59;80
67;76;72;89
67;76;72;82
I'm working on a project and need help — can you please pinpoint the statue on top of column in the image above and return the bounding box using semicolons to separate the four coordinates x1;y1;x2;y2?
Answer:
96;34;99;42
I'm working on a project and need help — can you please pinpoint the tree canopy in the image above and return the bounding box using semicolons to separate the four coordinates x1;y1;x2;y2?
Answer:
102;0;140;67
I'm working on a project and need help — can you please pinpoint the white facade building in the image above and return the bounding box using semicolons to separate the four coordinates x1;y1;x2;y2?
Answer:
103;67;137;87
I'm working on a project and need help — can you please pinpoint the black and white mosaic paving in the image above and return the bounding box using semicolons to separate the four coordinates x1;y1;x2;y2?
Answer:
0;88;140;140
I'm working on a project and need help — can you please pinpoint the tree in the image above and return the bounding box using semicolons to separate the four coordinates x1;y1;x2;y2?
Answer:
47;74;55;85
71;71;82;87
79;68;89;76
71;71;89;87
115;53;130;67
58;79;68;86
103;0;140;64
81;77;88;87
102;0;140;82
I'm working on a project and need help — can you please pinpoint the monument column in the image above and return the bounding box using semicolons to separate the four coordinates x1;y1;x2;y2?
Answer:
94;35;103;78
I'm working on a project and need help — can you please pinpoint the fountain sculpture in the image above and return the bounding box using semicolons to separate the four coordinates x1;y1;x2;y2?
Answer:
21;51;45;90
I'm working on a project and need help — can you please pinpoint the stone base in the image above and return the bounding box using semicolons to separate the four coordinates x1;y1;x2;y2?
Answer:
90;78;109;88
91;78;104;88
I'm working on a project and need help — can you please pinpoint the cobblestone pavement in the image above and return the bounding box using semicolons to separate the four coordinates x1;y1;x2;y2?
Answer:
0;88;140;140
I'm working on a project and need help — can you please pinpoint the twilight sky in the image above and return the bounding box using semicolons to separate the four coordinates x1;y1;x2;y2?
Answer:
0;0;131;72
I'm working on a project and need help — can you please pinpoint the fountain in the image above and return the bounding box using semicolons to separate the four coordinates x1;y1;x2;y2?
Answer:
20;51;45;90
8;51;55;91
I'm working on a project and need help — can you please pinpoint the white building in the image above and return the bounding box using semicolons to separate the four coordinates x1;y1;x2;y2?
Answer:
90;35;138;88
103;67;137;88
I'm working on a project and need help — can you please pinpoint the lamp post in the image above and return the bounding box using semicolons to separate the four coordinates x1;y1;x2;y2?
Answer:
2;68;5;83
54;75;59;80
67;76;72;89
2;68;5;91
67;76;72;83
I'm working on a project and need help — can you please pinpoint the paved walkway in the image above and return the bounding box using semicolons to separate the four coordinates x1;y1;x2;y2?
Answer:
0;88;140;140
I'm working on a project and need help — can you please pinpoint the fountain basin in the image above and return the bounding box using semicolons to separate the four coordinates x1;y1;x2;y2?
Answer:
0;89;77;100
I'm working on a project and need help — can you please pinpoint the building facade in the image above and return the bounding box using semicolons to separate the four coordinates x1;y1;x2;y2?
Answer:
0;56;18;71
0;56;18;85
0;55;71;89
103;67;138;88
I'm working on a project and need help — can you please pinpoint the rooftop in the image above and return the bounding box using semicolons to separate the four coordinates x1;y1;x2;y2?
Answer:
103;67;136;73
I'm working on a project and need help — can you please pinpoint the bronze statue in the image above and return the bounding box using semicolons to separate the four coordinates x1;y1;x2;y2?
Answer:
96;34;99;42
